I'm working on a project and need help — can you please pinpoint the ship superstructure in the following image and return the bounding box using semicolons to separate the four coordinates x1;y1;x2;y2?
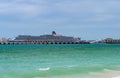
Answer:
15;31;80;43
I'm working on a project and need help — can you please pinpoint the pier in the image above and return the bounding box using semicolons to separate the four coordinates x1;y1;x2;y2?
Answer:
0;40;90;45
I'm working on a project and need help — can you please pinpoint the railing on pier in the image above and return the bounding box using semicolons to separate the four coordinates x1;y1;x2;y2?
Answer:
0;40;90;45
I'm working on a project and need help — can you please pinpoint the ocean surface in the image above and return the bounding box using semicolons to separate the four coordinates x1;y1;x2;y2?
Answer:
0;44;120;78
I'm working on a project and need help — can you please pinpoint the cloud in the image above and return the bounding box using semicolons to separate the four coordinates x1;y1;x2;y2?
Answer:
0;0;120;19
0;0;48;18
0;0;120;29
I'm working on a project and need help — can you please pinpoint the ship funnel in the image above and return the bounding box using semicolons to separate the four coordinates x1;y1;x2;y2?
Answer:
52;31;56;36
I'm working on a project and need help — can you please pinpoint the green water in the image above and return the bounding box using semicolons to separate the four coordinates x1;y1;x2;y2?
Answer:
0;44;120;78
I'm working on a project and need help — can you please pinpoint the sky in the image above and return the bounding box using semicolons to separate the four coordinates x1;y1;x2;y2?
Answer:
0;0;120;40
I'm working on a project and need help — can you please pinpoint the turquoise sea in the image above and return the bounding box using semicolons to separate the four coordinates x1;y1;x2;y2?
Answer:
0;44;120;78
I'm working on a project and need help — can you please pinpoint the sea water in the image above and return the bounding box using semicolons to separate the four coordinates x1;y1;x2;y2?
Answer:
0;44;120;78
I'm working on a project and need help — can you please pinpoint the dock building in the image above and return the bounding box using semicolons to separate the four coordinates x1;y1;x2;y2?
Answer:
104;38;120;44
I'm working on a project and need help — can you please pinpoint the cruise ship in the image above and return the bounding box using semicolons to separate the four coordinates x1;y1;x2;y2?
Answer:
15;31;80;42
0;31;89;44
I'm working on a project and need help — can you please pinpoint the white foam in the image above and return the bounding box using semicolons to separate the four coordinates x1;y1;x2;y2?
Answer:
38;67;50;71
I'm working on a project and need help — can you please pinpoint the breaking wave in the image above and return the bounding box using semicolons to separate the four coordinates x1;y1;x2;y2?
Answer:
38;67;50;71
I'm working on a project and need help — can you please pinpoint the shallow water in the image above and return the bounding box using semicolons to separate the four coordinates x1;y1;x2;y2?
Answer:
0;44;120;78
